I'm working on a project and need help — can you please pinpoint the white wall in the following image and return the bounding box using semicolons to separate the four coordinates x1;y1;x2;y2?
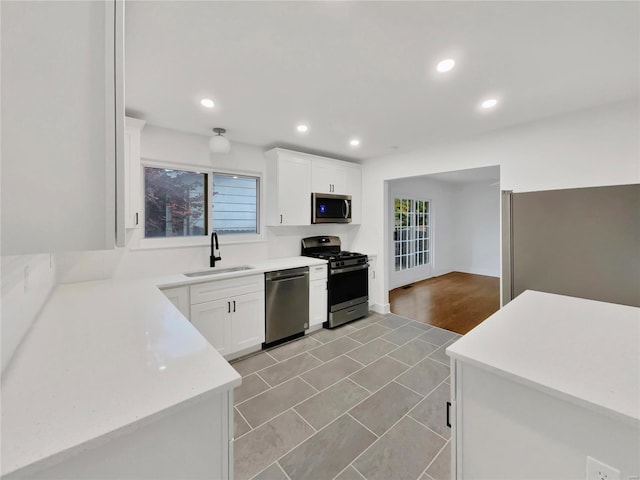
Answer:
453;181;500;277
355;100;640;311
1;254;56;374
56;125;359;283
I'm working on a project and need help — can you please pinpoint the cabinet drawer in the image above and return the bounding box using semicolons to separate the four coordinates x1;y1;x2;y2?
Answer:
191;274;264;305
309;264;328;281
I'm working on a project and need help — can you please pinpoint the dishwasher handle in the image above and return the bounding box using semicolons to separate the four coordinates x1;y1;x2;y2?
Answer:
266;267;309;282
269;273;308;283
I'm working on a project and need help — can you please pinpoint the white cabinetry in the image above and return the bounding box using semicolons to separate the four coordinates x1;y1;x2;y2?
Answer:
311;159;348;195
124;117;146;229
190;275;265;359
448;292;640;479
367;255;377;308
265;148;362;226
309;264;328;329
1;1;124;254
265;149;312;226
160;286;190;319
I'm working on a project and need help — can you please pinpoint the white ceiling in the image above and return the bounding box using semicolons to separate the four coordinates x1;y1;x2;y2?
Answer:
125;1;639;162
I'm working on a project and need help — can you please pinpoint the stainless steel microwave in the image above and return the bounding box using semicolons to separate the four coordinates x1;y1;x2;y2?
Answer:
311;193;352;224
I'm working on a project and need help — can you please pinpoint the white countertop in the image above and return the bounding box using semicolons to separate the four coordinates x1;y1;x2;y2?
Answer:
1;256;325;477
154;256;328;289
447;290;640;425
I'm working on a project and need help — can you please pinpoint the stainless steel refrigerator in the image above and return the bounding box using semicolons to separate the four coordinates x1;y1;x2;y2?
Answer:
502;184;639;307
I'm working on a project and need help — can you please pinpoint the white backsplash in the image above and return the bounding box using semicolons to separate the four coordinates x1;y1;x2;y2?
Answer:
1;254;57;374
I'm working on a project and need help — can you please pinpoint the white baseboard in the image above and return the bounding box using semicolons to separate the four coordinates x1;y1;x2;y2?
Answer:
455;266;500;278
370;303;390;314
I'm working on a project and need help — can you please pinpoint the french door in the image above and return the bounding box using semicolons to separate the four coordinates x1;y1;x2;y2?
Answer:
393;197;431;272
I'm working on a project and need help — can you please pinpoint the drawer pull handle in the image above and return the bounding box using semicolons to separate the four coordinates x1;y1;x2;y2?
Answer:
446;401;452;428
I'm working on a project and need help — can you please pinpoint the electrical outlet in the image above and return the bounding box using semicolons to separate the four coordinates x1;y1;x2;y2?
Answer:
586;456;620;480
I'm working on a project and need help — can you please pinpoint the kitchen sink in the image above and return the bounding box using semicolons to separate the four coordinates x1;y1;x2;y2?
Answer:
184;266;255;277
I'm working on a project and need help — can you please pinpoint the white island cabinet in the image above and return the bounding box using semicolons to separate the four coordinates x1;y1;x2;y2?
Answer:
447;291;640;480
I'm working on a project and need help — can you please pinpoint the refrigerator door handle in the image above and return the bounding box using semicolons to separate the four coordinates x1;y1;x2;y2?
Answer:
501;190;514;306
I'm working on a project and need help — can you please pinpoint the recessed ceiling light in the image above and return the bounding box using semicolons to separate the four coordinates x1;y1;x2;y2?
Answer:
481;98;498;109
436;59;455;73
350;139;360;147
296;124;309;133
200;98;215;108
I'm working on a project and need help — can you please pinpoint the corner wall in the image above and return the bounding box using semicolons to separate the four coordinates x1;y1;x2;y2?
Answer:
453;182;500;277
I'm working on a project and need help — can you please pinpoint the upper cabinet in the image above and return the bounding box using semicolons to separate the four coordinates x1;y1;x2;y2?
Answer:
265;149;312;226
0;1;124;255
311;159;348;195
124;117;146;229
265;148;362;226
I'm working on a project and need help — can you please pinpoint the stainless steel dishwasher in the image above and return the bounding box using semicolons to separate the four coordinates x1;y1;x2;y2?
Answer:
264;266;309;347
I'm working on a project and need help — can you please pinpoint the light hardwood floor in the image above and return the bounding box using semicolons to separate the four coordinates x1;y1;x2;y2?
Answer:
389;271;500;335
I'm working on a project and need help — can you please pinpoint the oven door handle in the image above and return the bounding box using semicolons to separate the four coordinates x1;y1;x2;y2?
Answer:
331;263;369;275
344;199;350;219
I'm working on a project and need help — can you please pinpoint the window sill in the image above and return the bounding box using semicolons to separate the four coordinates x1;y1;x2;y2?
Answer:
132;234;266;251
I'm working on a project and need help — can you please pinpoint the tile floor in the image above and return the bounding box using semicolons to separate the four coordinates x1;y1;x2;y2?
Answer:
230;312;462;480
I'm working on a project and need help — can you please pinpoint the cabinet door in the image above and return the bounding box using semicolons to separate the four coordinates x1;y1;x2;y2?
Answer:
309;279;328;328
124;117;145;229
311;160;347;195
311;160;334;194
1;1;123;254
278;155;311;225
367;256;376;307
191;299;231;355
231;291;265;352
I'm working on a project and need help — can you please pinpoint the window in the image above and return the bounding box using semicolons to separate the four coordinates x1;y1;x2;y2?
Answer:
212;173;258;235
394;197;430;271
144;167;207;238
143;165;260;241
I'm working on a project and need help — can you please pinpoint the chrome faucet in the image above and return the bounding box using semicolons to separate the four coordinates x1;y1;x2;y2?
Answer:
210;232;221;267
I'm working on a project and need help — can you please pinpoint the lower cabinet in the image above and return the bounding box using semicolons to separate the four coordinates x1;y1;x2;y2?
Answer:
191;299;231;355
190;276;265;359
367;255;377;308
309;264;328;329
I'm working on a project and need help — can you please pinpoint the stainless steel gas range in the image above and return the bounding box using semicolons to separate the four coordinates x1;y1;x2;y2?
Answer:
301;236;369;328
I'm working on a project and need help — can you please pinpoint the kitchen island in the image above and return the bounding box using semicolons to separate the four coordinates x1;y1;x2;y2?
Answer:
446;290;640;479
1;256;326;479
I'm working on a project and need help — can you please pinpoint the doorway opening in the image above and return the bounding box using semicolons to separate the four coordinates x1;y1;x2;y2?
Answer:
387;166;501;335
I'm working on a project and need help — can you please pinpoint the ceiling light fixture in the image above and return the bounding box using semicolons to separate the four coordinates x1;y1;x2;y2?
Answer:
436;59;455;73
200;98;215;108
209;128;230;153
296;124;309;133
481;98;498;109
350;139;360;147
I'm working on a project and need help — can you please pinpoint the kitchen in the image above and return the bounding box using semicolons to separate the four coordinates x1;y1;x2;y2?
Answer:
2;1;639;480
